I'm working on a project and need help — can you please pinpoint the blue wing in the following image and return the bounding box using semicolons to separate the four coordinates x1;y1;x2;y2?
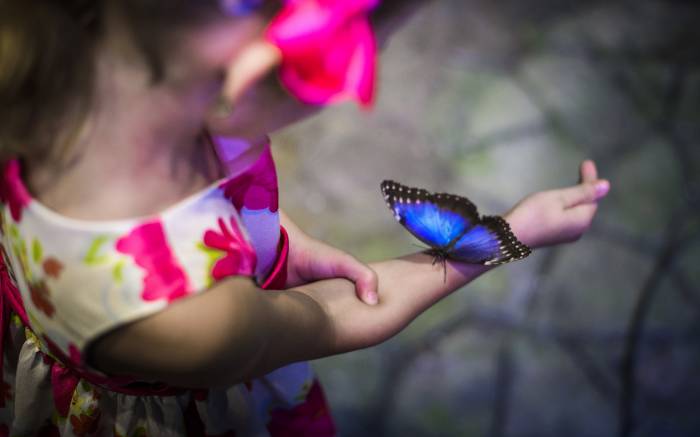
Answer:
381;180;479;249
392;201;469;247
450;215;531;265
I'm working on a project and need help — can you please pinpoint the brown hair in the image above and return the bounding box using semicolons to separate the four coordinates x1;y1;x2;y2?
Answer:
0;0;228;164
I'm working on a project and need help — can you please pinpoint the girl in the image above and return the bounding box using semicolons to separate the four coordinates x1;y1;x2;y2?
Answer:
0;0;610;435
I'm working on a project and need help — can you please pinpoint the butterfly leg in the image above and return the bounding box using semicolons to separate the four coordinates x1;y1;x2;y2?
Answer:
426;249;448;284
426;248;440;265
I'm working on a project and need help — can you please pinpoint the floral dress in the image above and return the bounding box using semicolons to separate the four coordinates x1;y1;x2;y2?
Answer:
0;141;336;436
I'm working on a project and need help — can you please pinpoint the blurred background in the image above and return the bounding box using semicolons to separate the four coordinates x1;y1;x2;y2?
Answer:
272;0;700;435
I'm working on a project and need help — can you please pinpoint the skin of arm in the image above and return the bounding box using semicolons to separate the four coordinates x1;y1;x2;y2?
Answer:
91;249;489;388
91;161;610;388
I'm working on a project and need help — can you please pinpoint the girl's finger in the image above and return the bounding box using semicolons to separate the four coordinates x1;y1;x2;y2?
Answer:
560;179;610;208
223;40;281;104
353;268;379;306
330;252;379;305
579;160;598;184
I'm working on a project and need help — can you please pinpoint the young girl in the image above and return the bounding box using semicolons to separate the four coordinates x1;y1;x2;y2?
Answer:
0;0;610;435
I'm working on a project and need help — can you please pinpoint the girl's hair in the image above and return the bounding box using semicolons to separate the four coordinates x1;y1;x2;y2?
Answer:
0;0;228;163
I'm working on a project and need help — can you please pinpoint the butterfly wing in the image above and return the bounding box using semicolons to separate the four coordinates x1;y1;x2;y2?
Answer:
449;215;531;265
381;180;480;249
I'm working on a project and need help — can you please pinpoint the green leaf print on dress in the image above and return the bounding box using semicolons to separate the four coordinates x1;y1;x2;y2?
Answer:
84;236;110;266
196;241;223;288
31;238;43;264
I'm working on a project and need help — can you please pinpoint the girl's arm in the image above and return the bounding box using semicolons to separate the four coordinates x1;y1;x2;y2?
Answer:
91;253;488;388
92;161;609;388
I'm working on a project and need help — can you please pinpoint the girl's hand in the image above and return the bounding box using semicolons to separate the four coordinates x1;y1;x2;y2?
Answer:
281;211;379;305
504;160;610;249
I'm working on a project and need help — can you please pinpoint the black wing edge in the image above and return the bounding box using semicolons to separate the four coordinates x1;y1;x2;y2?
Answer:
480;215;532;266
380;180;480;222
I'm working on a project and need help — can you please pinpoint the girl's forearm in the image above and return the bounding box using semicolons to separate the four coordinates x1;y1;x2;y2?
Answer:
292;252;493;354
245;252;492;383
91;278;334;387
91;254;493;388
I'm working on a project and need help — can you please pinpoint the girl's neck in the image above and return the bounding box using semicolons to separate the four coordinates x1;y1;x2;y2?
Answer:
27;41;224;221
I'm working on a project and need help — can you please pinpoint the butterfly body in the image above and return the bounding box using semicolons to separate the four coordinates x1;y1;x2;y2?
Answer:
380;180;531;269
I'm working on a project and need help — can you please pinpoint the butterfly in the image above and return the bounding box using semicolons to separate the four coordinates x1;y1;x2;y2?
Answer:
380;180;531;280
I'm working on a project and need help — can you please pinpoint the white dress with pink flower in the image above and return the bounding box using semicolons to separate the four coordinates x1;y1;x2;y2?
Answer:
0;142;336;436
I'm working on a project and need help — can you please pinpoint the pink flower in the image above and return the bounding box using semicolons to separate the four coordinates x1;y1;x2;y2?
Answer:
116;221;191;303
220;147;279;212
266;0;379;108
203;217;256;280
267;380;336;436
0;160;31;222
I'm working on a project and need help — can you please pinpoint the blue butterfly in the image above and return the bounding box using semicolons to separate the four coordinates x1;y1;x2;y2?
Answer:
381;180;531;276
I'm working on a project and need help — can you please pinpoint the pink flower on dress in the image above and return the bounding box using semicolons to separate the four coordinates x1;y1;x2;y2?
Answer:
0;160;31;222
267;380;336;437
220;147;279;213
266;0;379;108
116;221;191;303
203;217;256;280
